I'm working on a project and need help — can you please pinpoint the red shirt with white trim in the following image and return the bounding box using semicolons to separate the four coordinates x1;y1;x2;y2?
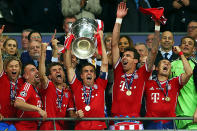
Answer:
70;75;108;130
145;76;182;123
0;71;24;119
15;82;42;130
39;81;74;130
111;59;151;117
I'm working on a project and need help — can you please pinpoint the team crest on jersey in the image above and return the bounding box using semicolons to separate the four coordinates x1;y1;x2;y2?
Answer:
94;84;98;89
149;87;154;90
65;92;68;98
20;91;27;97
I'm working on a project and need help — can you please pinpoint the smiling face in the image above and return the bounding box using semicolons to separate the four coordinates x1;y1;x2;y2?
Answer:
81;65;96;87
160;31;174;51
4;39;17;55
23;64;40;85
157;59;171;77
180;37;195;58
119;37;130;53
5;60;21;82
49;65;65;85
121;51;138;73
28;40;41;60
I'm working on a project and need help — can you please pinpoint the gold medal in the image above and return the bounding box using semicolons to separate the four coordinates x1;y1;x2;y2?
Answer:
165;96;171;102
126;90;132;96
85;105;91;111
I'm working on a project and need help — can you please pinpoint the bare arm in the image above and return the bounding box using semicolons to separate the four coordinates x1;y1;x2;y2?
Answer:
173;46;193;85
63;48;75;83
112;2;128;67
194;108;197;123
14;99;47;120
51;29;59;59
0;25;5;73
99;31;108;73
39;43;49;89
146;21;160;71
0;113;3;121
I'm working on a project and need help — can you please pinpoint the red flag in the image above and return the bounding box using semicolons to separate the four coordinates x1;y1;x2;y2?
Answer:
139;7;167;25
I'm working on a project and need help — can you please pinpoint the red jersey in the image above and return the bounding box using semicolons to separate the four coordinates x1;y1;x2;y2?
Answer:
0;71;24;119
39;81;74;130
70;75;108;130
111;59;151;117
145;76;182;123
15;82;42;130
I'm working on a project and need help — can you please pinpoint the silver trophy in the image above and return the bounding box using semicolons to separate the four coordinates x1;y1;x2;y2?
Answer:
70;18;98;59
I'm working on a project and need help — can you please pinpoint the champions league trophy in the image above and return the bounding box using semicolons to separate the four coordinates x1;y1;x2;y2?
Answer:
70;18;102;59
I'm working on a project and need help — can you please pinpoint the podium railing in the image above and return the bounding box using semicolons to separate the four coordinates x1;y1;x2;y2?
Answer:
2;117;194;131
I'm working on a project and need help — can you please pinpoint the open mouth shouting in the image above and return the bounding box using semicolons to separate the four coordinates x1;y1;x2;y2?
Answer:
56;74;62;80
35;74;40;80
86;75;92;81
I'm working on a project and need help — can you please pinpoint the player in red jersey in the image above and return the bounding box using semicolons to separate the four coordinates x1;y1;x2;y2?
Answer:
110;2;160;128
65;30;108;130
39;42;75;130
14;64;47;130
0;44;24;130
144;46;193;129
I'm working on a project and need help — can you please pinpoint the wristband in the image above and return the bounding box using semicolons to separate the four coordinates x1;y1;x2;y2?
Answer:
179;51;183;56
116;18;122;24
155;25;160;31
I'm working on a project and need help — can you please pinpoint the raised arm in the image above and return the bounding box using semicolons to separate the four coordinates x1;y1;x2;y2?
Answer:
0;25;5;73
63;48;75;83
173;46;193;85
146;21;160;71
112;2;128;67
99;31;108;73
51;29;59;61
39;43;49;89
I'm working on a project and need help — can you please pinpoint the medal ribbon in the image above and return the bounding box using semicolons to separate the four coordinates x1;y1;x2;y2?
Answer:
56;88;64;109
124;70;136;90
155;78;169;97
10;80;18;101
83;86;92;105
33;86;42;103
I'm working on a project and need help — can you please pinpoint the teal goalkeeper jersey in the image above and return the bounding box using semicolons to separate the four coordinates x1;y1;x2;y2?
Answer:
171;59;197;116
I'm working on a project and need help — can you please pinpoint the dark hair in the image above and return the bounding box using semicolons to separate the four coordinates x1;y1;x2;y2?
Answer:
180;36;197;47
28;30;42;41
4;56;22;71
120;35;134;48
124;47;140;62
46;62;65;76
22;28;33;34
80;62;96;75
21;63;36;76
157;59;170;68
